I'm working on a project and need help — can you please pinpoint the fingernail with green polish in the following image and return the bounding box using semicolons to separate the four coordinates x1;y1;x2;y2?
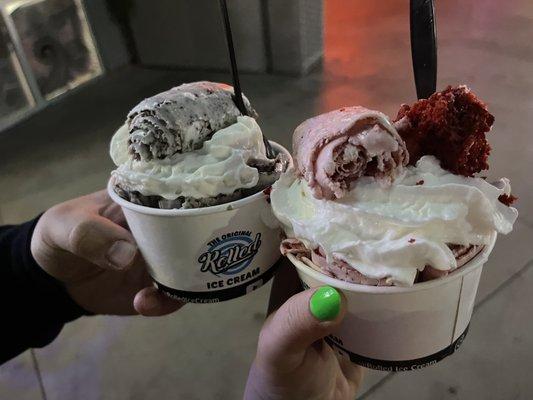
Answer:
310;286;341;321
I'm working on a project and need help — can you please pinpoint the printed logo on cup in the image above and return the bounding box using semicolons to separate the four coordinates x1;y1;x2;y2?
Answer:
198;231;263;290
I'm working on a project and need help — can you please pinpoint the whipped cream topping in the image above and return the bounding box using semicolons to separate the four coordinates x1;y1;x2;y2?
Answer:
271;156;518;286
110;116;269;199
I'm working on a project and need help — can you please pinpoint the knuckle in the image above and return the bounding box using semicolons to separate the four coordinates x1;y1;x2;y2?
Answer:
68;217;98;255
46;201;76;222
257;316;273;346
284;299;305;331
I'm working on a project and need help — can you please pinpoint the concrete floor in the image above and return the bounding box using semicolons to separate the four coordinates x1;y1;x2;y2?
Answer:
1;0;532;398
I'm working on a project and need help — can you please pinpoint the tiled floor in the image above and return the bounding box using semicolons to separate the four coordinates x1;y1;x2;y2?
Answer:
1;0;532;399
0;351;42;400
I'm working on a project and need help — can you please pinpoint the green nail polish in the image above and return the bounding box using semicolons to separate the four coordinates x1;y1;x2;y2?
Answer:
310;286;341;321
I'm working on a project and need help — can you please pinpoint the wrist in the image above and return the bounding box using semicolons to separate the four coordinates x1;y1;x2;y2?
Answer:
24;215;91;320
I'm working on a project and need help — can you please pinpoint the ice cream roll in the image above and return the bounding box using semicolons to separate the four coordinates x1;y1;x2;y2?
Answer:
108;81;291;303
292;106;408;200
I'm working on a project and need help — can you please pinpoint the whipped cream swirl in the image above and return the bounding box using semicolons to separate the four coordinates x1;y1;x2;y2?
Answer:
110;116;269;199
271;156;518;286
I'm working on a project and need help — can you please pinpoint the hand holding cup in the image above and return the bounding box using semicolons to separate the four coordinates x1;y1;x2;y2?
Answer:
31;190;183;316
245;265;363;400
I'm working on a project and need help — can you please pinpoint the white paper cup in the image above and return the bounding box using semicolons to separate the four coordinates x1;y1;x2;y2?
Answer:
108;142;291;303
288;233;497;371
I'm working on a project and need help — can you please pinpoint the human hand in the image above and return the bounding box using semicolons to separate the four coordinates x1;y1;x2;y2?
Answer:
30;190;183;316
244;264;363;400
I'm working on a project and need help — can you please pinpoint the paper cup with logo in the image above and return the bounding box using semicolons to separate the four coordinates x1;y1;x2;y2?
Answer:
108;142;291;303
288;233;496;371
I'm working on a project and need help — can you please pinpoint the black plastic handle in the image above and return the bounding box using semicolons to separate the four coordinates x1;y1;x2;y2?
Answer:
410;0;437;99
219;0;247;115
218;0;274;158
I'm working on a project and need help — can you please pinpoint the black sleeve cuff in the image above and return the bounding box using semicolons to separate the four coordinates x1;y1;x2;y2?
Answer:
1;216;90;363
11;216;90;320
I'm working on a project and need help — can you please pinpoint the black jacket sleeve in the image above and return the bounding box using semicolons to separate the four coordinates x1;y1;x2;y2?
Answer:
1;217;88;364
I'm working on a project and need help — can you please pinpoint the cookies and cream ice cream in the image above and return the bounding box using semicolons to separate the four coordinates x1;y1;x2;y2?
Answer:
110;81;286;209
271;86;518;286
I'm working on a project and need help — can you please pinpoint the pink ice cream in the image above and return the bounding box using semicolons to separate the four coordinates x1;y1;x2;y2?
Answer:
292;106;408;199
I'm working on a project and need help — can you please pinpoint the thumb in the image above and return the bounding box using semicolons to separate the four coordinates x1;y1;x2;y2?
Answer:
40;206;138;271
66;214;138;270
257;286;346;372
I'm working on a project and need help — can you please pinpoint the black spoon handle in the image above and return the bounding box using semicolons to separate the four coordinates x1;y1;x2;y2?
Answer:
410;0;437;99
219;0;247;115
218;0;275;158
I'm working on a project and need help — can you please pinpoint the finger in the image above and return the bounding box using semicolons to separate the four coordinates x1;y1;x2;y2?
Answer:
76;190;128;229
338;355;365;392
64;213;138;270
72;190;113;213
98;194;129;228
86;189;111;206
258;286;346;372
134;287;185;316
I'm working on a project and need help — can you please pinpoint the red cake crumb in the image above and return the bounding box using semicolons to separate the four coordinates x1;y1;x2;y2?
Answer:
263;186;272;203
394;85;494;177
498;193;517;206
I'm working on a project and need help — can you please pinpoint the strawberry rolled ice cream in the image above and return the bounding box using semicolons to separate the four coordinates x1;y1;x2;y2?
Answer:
293;106;408;200
271;86;517;286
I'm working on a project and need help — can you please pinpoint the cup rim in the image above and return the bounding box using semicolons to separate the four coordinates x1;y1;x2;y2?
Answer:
288;232;497;294
108;141;291;217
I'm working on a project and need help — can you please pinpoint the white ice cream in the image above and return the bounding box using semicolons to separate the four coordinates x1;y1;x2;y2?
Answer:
271;156;518;286
110;116;269;199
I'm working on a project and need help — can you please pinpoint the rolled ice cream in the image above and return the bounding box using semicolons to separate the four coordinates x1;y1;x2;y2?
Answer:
272;86;517;286
293;106;408;200
110;81;287;209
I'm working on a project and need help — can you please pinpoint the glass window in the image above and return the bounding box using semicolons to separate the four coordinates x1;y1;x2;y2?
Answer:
6;0;102;100
0;15;33;123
